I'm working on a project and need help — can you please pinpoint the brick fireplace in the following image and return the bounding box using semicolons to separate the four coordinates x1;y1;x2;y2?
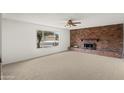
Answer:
70;24;123;58
80;39;98;50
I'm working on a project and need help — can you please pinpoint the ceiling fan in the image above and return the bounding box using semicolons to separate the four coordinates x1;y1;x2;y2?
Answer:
65;19;81;27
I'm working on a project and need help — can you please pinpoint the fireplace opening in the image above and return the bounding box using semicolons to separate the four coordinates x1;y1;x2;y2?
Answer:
84;43;96;50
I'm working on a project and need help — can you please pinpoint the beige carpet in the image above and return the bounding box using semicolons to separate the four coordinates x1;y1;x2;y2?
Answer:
2;51;124;80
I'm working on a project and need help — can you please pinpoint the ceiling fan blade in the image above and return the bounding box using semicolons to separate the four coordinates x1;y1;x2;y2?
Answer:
73;22;81;24
72;24;77;26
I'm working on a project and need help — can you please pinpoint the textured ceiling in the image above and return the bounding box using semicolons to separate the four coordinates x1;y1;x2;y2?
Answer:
2;13;124;29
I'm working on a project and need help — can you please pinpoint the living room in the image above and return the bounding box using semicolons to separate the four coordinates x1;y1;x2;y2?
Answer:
0;13;124;80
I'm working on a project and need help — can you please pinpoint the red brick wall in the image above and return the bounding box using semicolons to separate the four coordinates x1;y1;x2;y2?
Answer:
70;24;123;57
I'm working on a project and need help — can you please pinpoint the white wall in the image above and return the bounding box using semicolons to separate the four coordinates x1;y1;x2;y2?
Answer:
2;19;70;64
0;14;1;58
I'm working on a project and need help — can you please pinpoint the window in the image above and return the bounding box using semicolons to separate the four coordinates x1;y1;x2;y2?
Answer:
37;30;59;48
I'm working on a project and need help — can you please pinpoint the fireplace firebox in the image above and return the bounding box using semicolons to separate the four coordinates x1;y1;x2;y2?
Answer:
84;43;96;50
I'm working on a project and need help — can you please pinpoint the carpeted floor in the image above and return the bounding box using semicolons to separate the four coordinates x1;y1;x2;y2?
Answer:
2;51;124;80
